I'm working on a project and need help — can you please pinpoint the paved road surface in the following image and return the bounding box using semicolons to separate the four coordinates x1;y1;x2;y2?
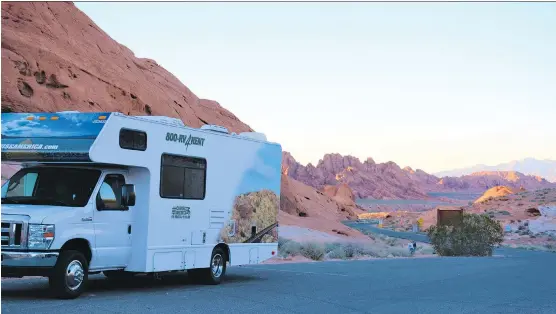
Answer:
3;247;556;314
344;221;431;243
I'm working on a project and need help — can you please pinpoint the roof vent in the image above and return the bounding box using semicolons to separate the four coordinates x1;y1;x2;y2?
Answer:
238;132;267;142
201;124;229;134
135;116;185;127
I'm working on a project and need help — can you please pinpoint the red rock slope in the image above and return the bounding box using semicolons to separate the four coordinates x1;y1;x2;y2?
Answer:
474;186;517;204
1;2;367;241
1;2;251;133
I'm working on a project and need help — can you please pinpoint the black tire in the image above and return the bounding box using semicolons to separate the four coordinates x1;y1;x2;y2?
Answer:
103;270;136;280
188;247;227;285
49;250;88;299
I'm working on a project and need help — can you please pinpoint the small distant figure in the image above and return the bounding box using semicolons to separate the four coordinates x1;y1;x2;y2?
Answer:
408;242;416;256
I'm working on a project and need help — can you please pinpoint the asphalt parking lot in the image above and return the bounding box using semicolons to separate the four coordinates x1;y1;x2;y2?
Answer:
2;248;556;314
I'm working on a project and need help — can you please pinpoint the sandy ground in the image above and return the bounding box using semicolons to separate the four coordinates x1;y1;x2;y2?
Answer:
277;225;372;244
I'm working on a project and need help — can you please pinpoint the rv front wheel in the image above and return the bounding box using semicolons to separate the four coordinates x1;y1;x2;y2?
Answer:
48;250;89;299
188;247;227;285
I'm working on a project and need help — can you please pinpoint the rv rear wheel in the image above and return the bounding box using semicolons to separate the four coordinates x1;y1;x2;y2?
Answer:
49;250;89;299
188;247;227;285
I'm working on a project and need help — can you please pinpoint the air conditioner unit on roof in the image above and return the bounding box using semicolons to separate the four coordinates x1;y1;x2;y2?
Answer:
238;132;267;142
136;116;185;127
201;124;229;134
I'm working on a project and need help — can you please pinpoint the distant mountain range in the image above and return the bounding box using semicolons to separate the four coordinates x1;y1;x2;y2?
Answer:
282;152;556;200
434;158;556;183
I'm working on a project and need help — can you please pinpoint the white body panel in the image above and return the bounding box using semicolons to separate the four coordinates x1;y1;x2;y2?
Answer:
2;112;281;273
88;113;281;272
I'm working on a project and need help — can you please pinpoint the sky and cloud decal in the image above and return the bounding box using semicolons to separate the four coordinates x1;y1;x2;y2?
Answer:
1;112;112;162
234;143;282;197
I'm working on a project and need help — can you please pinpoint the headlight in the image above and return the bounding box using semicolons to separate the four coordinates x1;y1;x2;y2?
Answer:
28;224;55;250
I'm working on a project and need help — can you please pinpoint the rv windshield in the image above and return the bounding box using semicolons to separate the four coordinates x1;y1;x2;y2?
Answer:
1;167;101;207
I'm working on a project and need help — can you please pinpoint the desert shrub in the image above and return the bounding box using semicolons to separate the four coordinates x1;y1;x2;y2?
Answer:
427;213;504;256
278;237;290;248
385;237;399;246
387;246;411;257
356;245;386;258
327;246;347;259
324;242;342;253
342;243;361;258
300;242;326;261
279;239;302;257
417;245;436;255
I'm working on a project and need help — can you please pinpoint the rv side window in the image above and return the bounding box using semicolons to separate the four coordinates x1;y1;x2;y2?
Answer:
160;154;206;200
119;128;147;151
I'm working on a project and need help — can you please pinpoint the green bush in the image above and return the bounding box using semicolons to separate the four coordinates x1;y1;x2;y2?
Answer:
300;242;326;261
278;239;302;257
427;213;504;256
342;243;361;258
387;246;411;257
327;246;347;259
324;242;342;253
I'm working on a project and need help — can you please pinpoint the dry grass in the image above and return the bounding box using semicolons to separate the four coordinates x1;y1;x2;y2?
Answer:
277;236;433;261
502;243;556;253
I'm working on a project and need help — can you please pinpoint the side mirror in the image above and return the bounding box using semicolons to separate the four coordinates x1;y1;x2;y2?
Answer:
121;184;136;207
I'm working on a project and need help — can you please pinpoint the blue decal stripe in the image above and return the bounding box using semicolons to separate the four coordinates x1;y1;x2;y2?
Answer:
1;112;112;161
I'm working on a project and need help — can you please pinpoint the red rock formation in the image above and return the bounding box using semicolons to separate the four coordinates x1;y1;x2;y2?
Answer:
474;186;516;204
283;152;556;200
1;2;252;133
322;183;356;206
435;171;555;192
1;2;367;241
282;152;430;200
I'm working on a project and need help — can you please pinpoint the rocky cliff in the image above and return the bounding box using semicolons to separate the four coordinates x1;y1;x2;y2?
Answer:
282;152;430;200
1;2;251;133
1;2;364;239
283;152;556;200
435;171;555;192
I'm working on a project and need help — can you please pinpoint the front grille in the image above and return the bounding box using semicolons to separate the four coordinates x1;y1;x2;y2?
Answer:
1;221;25;248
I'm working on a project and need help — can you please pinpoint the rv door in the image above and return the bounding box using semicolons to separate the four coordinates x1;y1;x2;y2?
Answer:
93;172;133;268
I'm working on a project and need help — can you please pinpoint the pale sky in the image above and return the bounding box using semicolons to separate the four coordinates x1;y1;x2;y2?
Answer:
76;2;556;173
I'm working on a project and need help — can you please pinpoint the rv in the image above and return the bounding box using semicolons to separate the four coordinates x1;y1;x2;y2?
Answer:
1;111;282;299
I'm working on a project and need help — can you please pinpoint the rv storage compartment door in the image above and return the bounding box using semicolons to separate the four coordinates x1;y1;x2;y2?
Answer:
152;251;183;272
191;231;206;245
249;248;259;264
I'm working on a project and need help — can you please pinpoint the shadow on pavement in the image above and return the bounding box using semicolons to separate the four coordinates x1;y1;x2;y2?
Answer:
1;272;261;300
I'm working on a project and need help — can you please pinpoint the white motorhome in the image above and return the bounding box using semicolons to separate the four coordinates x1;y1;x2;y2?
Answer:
1;111;281;299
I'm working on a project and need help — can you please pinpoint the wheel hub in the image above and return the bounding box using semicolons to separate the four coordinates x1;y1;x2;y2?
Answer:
211;254;224;277
66;260;84;290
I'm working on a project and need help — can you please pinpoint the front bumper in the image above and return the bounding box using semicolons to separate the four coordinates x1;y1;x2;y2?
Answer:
1;251;58;268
